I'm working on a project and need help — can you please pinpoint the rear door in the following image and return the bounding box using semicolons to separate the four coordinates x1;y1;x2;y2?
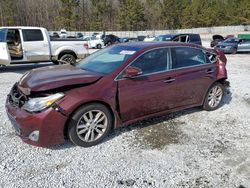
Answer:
0;29;10;65
169;47;217;107
21;29;50;62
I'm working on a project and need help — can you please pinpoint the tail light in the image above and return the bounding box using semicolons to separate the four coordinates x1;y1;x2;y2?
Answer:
213;48;227;65
84;43;89;49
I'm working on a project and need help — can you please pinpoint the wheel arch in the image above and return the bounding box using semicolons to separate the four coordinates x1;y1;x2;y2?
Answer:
201;78;227;106
58;50;77;60
63;101;116;138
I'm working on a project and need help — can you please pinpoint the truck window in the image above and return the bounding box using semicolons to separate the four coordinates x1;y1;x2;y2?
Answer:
0;29;7;42
22;29;44;41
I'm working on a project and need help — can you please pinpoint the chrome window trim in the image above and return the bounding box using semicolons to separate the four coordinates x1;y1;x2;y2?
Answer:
114;45;214;81
115;46;171;81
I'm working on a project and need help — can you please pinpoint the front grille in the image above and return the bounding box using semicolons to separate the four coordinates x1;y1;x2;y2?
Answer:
8;83;28;107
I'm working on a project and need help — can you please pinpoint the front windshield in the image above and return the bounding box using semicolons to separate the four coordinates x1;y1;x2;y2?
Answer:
76;45;139;74
0;28;7;42
154;35;172;42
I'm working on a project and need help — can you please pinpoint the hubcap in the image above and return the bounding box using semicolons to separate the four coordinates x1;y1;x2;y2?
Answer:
76;110;108;142
207;86;223;108
61;56;75;64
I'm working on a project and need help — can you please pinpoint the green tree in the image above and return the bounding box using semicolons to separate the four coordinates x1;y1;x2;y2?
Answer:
0;0;15;26
237;0;250;24
55;0;80;30
143;0;162;30
118;0;145;30
89;0;111;31
161;0;189;29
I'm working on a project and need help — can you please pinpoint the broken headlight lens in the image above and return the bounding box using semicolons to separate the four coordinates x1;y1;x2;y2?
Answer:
22;93;64;112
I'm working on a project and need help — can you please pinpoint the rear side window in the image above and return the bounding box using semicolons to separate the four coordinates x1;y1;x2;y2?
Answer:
171;47;206;69
190;34;200;42
130;48;170;75
22;29;43;41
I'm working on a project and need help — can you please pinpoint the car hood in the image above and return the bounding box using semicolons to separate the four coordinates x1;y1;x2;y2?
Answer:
18;65;103;95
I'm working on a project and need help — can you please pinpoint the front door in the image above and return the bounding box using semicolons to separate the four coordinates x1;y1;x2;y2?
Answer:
118;48;174;121
238;40;250;52
0;42;11;66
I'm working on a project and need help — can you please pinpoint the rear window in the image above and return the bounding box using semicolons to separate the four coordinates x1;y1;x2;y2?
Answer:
22;29;44;41
0;29;7;42
190;34;200;41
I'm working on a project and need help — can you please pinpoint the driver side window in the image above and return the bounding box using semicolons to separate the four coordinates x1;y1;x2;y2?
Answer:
130;48;170;75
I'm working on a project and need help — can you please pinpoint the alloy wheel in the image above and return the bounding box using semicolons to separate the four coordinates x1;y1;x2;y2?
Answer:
207;85;223;108
76;110;108;142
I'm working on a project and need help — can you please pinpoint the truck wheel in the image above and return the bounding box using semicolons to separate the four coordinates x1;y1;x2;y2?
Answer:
59;54;76;65
68;103;113;147
96;44;102;49
203;82;224;111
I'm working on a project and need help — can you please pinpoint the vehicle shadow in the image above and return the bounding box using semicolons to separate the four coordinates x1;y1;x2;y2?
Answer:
49;88;233;150
0;63;54;74
49;109;199;151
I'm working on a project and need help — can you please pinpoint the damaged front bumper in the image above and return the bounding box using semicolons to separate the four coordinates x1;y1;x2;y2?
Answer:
5;85;68;147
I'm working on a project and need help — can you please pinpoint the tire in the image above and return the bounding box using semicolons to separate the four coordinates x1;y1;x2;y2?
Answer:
52;61;59;65
68;103;113;147
231;48;237;54
107;41;112;46
59;54;76;65
203;82;225;111
96;44;102;49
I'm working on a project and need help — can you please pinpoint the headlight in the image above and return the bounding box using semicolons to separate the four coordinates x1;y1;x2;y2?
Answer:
22;93;64;112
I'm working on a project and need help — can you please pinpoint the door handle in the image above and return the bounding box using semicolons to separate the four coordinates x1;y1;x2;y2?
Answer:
164;78;175;83
206;69;214;74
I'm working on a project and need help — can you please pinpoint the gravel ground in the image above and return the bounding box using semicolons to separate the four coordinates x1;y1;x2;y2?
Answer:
0;52;250;188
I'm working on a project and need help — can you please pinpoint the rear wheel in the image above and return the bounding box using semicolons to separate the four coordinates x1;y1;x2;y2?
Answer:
203;83;224;111
96;44;102;49
59;54;76;65
68;103;113;147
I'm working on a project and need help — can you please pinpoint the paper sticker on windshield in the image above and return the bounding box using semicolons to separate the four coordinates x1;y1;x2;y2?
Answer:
120;50;136;55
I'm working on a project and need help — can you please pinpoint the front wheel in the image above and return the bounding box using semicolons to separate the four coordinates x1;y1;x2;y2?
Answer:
68;103;113;147
203;83;224;111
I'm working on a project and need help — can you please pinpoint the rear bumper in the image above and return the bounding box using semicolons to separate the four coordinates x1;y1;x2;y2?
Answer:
5;99;67;147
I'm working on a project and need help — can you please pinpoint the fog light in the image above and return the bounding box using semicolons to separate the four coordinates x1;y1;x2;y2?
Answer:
28;131;40;142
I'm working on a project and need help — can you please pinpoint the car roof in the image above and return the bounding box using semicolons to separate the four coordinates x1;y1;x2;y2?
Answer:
116;41;205;50
0;26;45;30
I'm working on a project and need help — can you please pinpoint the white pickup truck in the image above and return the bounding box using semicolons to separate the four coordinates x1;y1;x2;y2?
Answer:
0;26;89;66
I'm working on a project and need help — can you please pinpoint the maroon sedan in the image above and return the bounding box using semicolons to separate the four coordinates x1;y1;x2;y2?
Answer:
6;42;229;147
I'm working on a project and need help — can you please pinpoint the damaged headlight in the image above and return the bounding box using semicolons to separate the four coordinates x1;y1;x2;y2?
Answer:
22;93;64;112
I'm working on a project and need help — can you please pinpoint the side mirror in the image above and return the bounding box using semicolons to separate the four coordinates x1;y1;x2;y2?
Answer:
124;66;142;78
